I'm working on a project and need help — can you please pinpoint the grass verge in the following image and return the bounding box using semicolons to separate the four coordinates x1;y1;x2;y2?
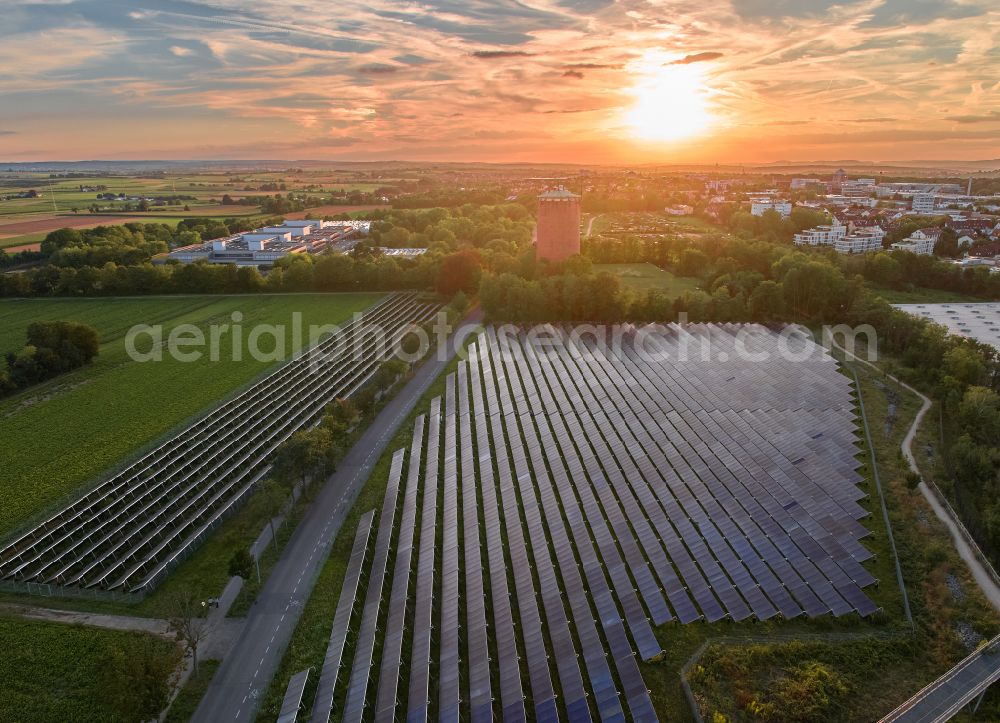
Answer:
165;660;221;723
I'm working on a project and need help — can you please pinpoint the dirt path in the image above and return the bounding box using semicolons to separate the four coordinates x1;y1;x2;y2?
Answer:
834;342;1000;613
0;602;171;635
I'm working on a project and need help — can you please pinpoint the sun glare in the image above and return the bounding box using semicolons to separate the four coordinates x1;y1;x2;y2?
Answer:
624;53;714;143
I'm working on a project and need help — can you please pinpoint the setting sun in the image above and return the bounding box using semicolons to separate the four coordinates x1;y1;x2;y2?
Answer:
624;52;714;143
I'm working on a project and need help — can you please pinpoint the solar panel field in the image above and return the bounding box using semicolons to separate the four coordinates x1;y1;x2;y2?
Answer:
307;324;878;722
0;294;384;540
0;293;442;596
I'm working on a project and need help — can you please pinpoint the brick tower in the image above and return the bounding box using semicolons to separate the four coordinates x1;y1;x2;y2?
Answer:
536;187;581;262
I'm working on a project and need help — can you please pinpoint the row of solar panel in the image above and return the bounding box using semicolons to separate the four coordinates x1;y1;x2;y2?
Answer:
519;327;878;620
0;294;440;593
310;323;878;722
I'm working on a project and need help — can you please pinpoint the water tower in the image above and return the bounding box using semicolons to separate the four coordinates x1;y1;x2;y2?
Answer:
536;187;581;262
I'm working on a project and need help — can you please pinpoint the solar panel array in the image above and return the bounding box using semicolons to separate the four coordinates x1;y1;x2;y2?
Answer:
0;292;441;594
314;323;878;721
309;510;375;723
277;668;312;723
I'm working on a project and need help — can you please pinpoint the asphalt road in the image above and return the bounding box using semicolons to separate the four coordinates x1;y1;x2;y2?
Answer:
880;637;1000;722
192;311;483;723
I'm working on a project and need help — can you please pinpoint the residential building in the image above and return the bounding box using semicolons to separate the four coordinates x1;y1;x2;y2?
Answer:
891;227;941;255
947;218;999;236
833;226;886;255
750;198;792;217
912;193;936;214
793;219;847;247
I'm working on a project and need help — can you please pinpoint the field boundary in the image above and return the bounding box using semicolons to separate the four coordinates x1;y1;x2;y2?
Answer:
848;363;914;627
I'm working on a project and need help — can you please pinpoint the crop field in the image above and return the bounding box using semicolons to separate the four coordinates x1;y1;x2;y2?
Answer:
0;293;383;540
0;171;399;220
0;213;270;253
0;614;178;723
595;262;702;296
0;214;161;235
285;204;389;218
0;234;45;252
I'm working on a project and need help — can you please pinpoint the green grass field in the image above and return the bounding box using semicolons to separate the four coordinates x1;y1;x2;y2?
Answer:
595;262;702;296
0;614;178;722
165;660;220;723
866;283;987;304
0;294;382;540
0;172;391;219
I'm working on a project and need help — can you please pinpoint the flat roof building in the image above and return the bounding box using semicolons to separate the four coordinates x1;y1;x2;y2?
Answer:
750;198;792;217
794;219;847;247
162;219;366;267
912;193;936;215
895;303;1000;351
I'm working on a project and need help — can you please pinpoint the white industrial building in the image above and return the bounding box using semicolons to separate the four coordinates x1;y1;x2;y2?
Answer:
891;227;941;256
750;198;792;217
164;219;369;267
378;247;428;257
823;195;878;208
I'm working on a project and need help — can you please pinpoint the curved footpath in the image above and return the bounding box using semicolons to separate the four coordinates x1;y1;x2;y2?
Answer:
192;311;483;723
832;342;1000;612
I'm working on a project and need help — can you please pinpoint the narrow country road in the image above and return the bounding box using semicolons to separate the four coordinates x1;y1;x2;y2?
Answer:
832;342;1000;612
192;311;483;723
585;214;600;237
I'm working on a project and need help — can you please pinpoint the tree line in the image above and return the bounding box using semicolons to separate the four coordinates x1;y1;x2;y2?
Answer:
1;321;100;397
484;227;1000;565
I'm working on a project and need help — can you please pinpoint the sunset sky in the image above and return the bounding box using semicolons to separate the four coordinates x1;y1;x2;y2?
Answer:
1;0;998;163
